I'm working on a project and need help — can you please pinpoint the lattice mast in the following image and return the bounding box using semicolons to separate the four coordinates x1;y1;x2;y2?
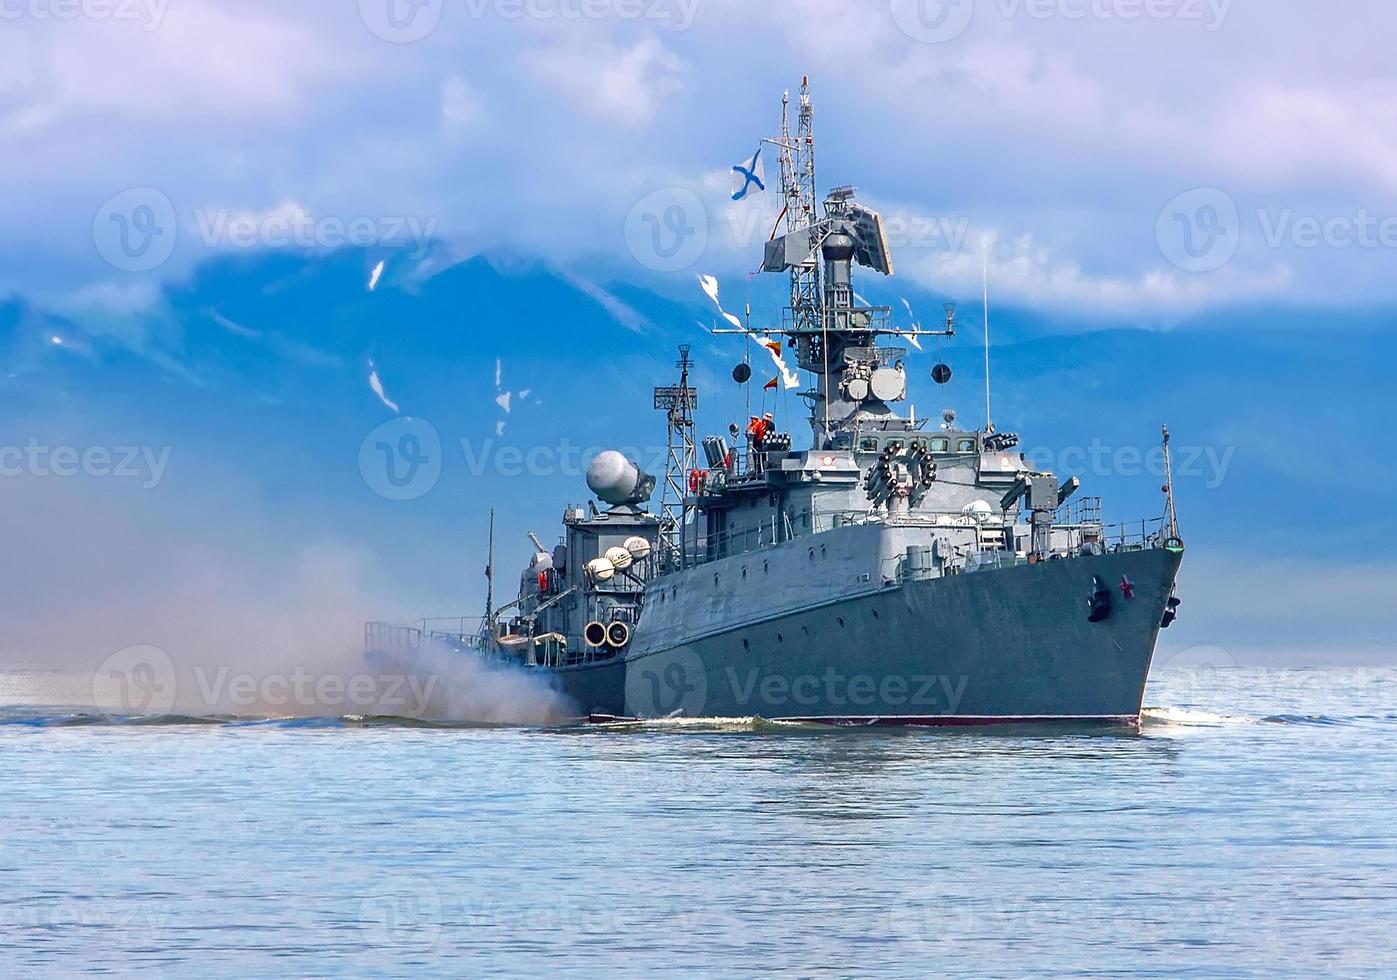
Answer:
653;345;698;569
774;77;821;334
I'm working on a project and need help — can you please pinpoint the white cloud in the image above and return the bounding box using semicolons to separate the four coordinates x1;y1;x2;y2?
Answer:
6;0;1397;319
10;3;337;130
520;36;685;127
440;75;484;132
896;226;1293;320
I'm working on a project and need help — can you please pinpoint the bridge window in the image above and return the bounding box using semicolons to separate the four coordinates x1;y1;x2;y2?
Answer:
859;436;879;452
957;438;976;452
931;437;949;452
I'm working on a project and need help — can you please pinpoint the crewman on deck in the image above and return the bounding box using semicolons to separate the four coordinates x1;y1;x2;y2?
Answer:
747;413;775;474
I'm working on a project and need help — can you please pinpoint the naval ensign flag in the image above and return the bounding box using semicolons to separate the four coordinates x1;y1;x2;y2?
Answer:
731;147;765;201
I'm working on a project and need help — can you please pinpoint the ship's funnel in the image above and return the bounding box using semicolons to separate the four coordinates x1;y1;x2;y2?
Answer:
586;451;657;507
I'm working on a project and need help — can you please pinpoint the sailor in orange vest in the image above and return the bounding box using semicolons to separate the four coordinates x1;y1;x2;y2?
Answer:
747;413;774;473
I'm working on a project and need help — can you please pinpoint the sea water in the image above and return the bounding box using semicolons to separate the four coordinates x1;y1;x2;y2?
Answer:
1;667;1394;977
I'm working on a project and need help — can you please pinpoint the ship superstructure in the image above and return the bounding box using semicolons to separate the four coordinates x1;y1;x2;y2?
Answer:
366;79;1185;724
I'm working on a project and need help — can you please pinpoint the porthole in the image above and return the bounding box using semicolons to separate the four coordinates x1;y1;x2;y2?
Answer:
741;567;747;580
776;633;784;643
820;546;827;559
837;617;845;628
871;609;880;620
808;548;815;562
763;560;769;574
713;574;720;588
742;638;750;652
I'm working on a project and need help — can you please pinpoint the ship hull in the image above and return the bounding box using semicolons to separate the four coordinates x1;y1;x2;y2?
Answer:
612;547;1181;724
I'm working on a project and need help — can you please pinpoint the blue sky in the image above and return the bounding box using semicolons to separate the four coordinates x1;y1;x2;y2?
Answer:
0;0;1393;668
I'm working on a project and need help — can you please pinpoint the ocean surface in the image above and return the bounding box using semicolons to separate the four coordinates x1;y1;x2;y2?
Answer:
2;666;1395;978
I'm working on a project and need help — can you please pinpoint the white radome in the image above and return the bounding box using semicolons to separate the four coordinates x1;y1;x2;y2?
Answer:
962;500;994;523
870;367;905;402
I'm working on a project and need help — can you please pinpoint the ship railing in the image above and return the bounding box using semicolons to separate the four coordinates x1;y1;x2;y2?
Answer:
678;506;974;568
675;506;1171;571
364;621;422;656
1096;516;1170;553
364;617;491;656
779;305;895;335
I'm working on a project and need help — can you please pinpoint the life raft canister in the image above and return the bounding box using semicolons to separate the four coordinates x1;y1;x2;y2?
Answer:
1087;574;1113;623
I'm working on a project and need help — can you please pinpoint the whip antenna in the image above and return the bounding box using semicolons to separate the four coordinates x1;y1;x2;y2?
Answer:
982;233;993;433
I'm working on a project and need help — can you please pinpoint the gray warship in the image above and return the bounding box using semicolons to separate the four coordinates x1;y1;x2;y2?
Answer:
366;79;1185;725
